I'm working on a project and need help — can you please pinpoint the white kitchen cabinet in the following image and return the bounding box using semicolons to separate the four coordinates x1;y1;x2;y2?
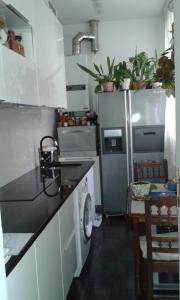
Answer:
6;191;78;300
65;55;90;111
0;45;39;105
0;1;38;105
32;0;67;108
0;211;8;300
59;194;77;299
0;47;7;102
35;213;63;300
7;244;39;300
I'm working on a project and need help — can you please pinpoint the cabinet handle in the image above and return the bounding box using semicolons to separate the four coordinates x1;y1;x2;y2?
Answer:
143;132;156;135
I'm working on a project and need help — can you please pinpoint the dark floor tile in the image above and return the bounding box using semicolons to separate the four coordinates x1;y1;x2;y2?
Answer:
66;216;136;300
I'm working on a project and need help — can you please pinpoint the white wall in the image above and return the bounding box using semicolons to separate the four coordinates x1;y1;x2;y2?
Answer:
63;17;165;110
0;107;57;188
64;17;164;58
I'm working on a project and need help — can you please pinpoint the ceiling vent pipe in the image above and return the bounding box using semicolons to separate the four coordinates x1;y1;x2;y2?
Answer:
72;19;99;55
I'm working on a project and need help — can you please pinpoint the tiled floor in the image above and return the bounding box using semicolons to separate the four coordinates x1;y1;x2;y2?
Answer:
66;216;136;300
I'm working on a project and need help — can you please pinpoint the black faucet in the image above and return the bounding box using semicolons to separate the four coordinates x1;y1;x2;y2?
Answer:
40;136;60;177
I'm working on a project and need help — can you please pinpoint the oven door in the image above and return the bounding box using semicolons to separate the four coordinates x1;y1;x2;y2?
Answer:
57;126;96;155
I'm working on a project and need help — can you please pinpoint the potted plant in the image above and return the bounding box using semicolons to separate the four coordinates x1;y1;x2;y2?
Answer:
129;50;158;90
77;56;115;93
154;48;175;96
114;61;132;90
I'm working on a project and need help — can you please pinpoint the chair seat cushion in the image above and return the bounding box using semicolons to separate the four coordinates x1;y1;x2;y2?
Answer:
140;232;178;261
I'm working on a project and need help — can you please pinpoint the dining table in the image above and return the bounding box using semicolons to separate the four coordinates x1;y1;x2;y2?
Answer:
126;182;177;298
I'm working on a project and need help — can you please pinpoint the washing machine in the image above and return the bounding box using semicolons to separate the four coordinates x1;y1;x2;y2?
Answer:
59;156;100;223
74;173;93;277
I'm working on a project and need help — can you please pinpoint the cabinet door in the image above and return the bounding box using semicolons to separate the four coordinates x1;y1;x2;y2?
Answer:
0;45;39;105
35;213;63;300
32;0;67;108
59;192;77;299
61;233;76;298
0;211;8;300
7;245;38;300
59;194;77;299
0;47;7;102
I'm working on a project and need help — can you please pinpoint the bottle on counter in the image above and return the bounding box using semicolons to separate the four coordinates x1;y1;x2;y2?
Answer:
75;117;80;126
68;117;75;126
58;111;64;127
81;116;87;126
63;113;69;127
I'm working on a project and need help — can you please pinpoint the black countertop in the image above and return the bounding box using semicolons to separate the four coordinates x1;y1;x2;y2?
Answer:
0;161;94;276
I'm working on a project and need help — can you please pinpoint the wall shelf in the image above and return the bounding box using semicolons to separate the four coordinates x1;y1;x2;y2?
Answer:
0;0;33;59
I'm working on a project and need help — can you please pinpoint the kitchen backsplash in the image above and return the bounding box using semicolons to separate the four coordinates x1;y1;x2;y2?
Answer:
0;106;57;188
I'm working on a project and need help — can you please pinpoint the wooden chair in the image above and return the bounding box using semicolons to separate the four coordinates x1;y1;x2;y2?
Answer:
134;159;168;183
139;196;179;300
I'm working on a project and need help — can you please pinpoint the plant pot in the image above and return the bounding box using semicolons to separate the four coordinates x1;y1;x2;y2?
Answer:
152;82;162;89
121;78;131;90
130;181;151;197
103;82;114;92
132;80;146;90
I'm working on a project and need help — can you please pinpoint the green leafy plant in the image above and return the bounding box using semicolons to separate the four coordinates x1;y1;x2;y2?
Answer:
114;61;132;90
129;50;158;88
77;56;115;92
154;48;175;95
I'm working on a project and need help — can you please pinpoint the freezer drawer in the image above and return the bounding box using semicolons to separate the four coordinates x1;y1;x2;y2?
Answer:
101;154;127;214
133;125;165;152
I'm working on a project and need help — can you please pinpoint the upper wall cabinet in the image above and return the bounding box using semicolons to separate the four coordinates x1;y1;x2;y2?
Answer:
0;0;39;105
32;0;67;108
0;45;39;105
0;0;67;108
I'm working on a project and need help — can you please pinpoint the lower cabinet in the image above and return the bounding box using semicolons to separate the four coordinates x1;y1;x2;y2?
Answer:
7;245;39;300
59;194;77;299
7;193;77;300
35;213;63;300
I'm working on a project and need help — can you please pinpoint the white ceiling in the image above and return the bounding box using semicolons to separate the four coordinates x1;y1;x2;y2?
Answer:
55;0;166;25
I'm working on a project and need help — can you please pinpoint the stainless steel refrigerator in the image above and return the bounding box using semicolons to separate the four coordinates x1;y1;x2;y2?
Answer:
98;89;166;215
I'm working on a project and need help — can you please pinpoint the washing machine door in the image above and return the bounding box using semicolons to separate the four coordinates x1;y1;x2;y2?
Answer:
80;193;93;241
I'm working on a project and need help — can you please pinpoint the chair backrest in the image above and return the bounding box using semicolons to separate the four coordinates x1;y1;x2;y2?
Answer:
145;196;178;299
134;159;168;183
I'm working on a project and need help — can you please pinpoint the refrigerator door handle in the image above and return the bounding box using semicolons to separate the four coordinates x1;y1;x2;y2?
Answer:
128;90;134;182
124;91;130;186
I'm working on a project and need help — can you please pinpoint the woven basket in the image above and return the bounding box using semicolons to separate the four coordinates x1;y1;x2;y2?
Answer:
131;181;151;197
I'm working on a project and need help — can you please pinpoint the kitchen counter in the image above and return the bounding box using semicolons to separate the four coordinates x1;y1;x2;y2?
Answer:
0;161;94;276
